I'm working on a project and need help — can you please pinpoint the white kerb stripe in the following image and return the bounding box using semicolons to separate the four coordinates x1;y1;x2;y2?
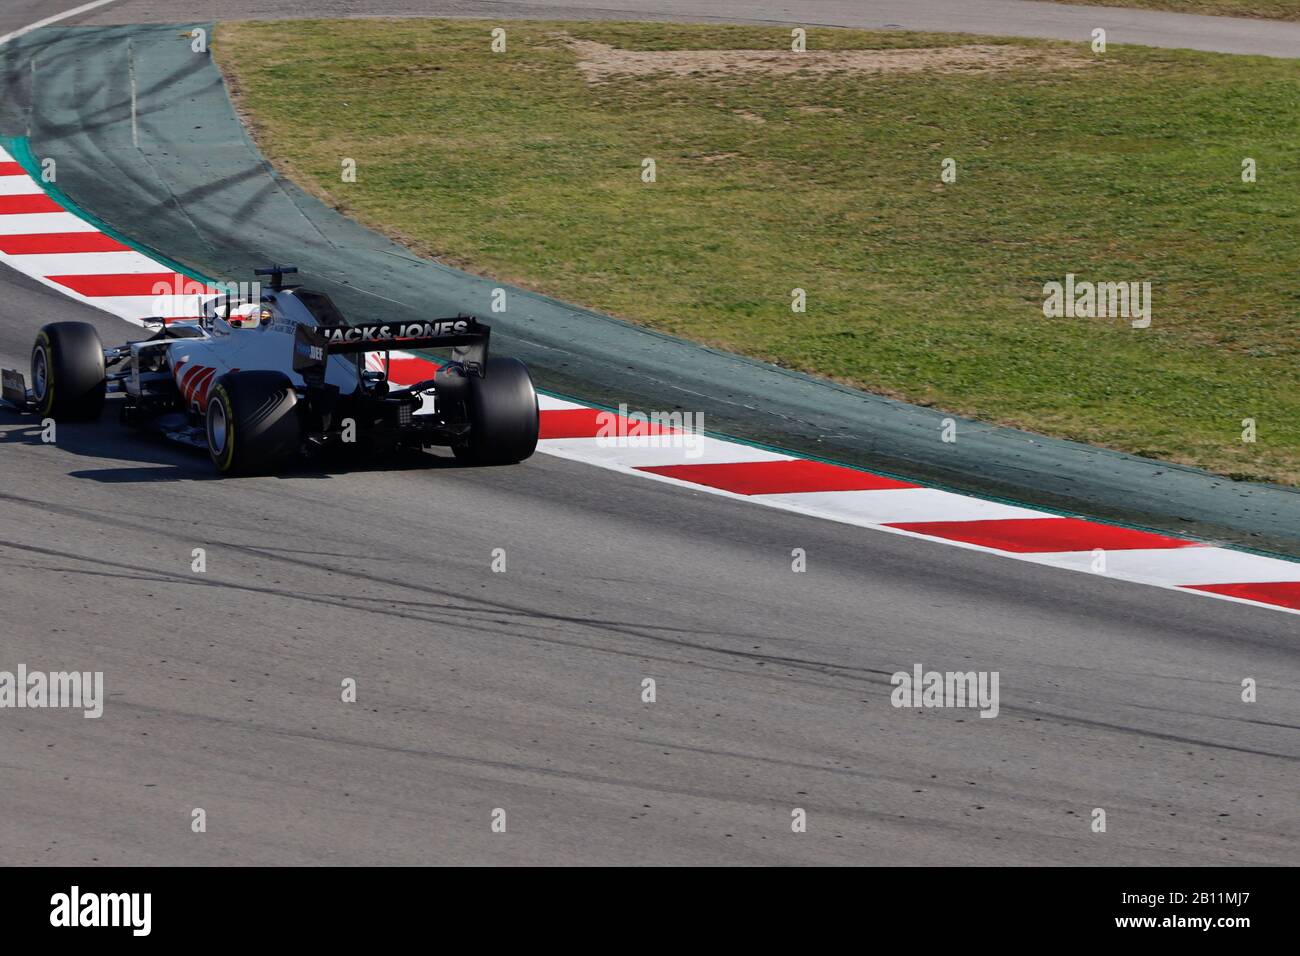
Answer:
757;487;1046;525
1023;546;1300;587
0;212;98;235
539;435;793;469
0;176;46;196
3;250;166;275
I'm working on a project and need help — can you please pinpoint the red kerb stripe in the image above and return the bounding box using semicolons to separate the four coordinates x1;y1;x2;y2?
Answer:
0;232;128;255
385;356;441;384
638;459;917;495
1182;581;1300;611
539;407;681;440
0;194;63;214
886;517;1200;553
45;272;210;297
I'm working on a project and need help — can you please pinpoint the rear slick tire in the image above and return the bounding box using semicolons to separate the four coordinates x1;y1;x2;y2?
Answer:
206;371;301;475
452;357;539;466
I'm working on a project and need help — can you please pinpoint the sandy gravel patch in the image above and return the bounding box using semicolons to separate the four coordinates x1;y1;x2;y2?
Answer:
564;37;1088;83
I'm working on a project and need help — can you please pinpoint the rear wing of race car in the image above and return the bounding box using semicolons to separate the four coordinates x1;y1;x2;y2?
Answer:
293;316;489;384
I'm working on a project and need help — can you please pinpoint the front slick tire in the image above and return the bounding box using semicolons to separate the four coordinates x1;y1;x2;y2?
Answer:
32;322;106;421
453;357;539;466
206;371;301;476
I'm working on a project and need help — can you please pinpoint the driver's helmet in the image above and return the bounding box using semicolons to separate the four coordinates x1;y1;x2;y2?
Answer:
226;303;263;330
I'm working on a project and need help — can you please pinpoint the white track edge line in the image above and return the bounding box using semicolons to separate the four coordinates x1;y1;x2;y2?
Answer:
0;0;121;47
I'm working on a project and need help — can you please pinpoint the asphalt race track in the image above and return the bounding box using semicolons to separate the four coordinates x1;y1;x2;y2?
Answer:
0;1;1297;866
6;0;1300;57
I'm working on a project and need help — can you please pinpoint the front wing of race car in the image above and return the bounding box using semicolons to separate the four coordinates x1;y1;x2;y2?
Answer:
0;368;32;411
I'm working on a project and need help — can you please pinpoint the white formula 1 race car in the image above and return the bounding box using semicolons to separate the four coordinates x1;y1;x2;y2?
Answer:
1;266;539;474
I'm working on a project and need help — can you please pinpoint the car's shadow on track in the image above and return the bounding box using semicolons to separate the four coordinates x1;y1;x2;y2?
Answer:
0;401;489;483
0;403;214;482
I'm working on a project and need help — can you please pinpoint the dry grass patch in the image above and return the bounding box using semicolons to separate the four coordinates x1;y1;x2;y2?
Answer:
563;36;1090;83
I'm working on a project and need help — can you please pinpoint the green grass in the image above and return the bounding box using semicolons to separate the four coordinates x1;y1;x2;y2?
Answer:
1036;0;1300;20
216;20;1300;485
